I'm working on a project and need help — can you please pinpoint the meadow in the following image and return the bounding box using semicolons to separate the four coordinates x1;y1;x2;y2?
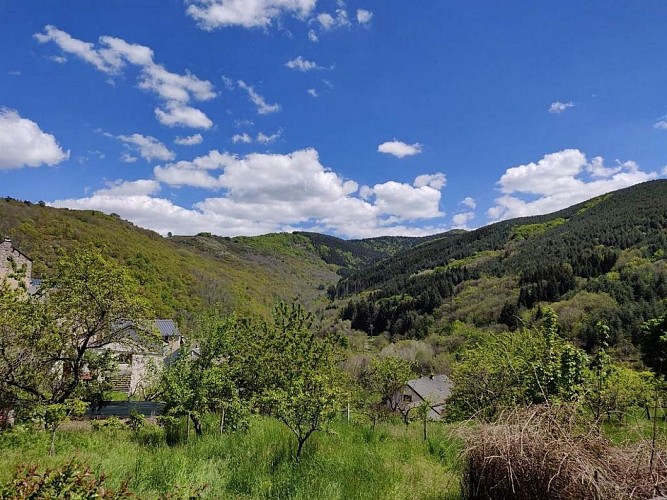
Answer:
0;416;463;499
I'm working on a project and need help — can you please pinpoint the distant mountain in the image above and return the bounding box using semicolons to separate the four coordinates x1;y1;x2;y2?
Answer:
332;180;667;350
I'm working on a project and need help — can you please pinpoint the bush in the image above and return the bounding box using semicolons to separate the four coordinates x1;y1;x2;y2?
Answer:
0;459;135;499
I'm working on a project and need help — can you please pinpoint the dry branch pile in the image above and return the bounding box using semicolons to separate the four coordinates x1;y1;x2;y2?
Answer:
460;405;667;499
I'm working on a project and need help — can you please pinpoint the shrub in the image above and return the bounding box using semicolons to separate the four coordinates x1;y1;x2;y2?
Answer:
0;459;135;499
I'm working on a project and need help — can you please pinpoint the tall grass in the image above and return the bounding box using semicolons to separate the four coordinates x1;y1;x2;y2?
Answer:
0;416;462;499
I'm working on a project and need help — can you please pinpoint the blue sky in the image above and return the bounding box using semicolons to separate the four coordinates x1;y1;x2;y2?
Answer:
1;1;666;238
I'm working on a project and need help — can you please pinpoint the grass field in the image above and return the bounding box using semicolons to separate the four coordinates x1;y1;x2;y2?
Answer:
0;416;463;499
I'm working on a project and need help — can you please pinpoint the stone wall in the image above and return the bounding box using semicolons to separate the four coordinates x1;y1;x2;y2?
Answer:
0;238;32;289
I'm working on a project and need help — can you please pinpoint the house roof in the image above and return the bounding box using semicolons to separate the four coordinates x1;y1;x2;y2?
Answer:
407;374;453;405
154;319;180;337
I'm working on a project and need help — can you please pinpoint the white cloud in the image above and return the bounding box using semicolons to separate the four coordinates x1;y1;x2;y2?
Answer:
308;29;319;42
257;130;281;144
117;133;175;162
488;149;657;221
48;55;67;64
237;80;281;114
155;102;213;129
307;88;318;98
371;177;444;219
548;101;575;114
356;9;373;25
74;148;445;238
186;0;317;30
34;26;215;129
377;140;422;158
175;134;203;146
654;116;667;129
96;179;161;197
221;75;235;90
414;173;447;190
662;166;667;176
285;56;325;71
0;108;69;169
232;133;253;144
317;9;350;31
461;196;476;209
121;152;138;163
452;212;475;228
8;70;21;76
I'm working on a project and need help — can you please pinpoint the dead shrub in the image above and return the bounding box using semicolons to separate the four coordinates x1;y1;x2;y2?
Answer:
460;405;667;499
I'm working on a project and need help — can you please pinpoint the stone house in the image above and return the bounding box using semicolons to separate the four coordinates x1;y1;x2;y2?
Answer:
93;319;182;395
0;238;33;290
391;374;454;421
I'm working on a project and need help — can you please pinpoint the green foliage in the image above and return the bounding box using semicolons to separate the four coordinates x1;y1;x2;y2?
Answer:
0;246;151;407
0;459;135;499
260;303;348;459
447;310;589;421
509;218;567;240
365;356;415;412
639;313;667;375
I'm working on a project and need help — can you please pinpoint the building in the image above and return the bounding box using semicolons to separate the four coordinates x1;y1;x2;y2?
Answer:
93;319;182;395
0;238;32;290
392;374;454;421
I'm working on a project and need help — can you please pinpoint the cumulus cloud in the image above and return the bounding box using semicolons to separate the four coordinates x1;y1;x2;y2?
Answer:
308;29;319;42
62;148;442;238
414;173;447;190
662;165;667;176
487;149;657;221
237;80;281;114
0;108;69;169
357;9;373;25
307;88;318;98
116;133;175;162
186;0;316;30
285;56;326;71
452;212;475;228
175;134;203;146
121;152;138;163
461;196;476;209
377;140;422;158
548;101;575;114
34;25;215;129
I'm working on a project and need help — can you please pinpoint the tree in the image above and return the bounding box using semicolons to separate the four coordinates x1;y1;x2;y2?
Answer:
260;303;347;460
0;246;152;413
159;313;251;438
364;356;415;426
639;313;667;376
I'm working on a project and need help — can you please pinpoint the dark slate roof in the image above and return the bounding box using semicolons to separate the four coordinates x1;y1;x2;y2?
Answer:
154;319;180;337
407;374;453;405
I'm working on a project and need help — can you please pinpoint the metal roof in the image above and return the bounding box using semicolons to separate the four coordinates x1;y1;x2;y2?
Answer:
406;374;453;405
154;319;180;337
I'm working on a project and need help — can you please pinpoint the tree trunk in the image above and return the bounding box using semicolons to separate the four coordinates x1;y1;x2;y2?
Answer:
422;417;427;441
186;413;190;440
219;407;226;435
192;413;203;436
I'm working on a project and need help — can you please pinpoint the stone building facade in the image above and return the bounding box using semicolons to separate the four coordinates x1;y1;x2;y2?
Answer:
0;238;32;289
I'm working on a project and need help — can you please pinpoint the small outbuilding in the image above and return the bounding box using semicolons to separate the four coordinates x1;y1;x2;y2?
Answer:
393;374;454;421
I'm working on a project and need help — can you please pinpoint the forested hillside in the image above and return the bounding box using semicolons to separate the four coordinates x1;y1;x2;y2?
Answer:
0;199;426;321
333;180;667;352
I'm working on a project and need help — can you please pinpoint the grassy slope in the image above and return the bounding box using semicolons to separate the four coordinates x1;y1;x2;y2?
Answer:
0;417;461;499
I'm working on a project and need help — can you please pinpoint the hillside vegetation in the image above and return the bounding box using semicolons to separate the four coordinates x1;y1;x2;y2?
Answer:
0;199;429;321
333;180;667;352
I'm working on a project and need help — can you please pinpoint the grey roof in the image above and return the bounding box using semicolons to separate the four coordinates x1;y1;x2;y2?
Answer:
406;374;453;405
154;319;180;337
